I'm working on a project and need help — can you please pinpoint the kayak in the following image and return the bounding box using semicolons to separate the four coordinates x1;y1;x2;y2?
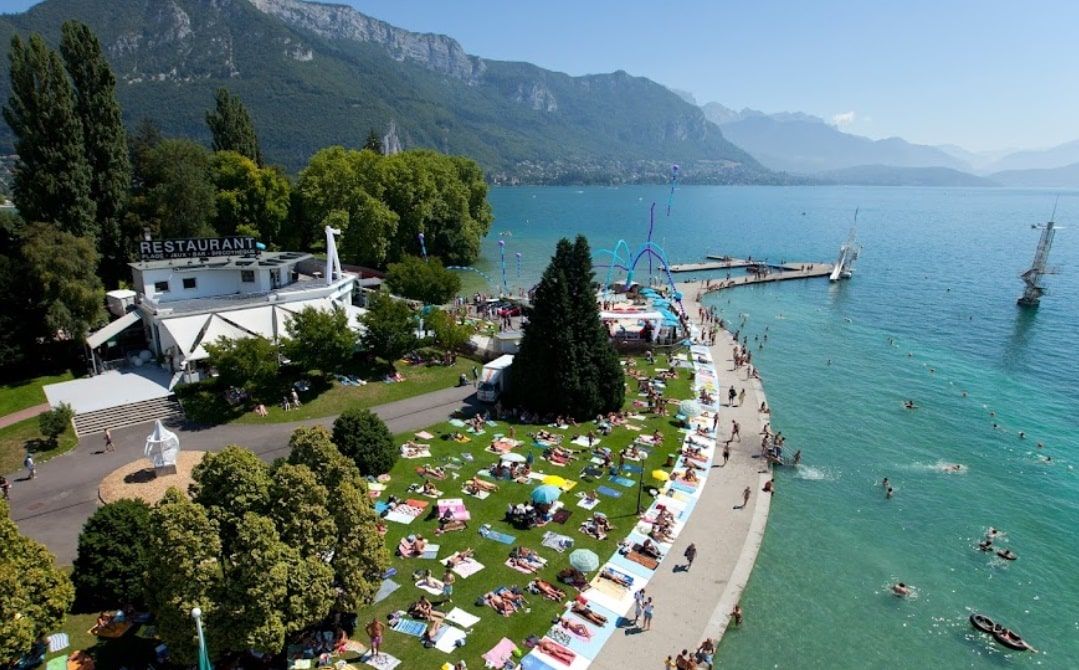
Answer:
993;627;1036;652
969;613;998;634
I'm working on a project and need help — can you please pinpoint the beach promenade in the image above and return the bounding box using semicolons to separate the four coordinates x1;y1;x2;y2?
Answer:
593;283;773;668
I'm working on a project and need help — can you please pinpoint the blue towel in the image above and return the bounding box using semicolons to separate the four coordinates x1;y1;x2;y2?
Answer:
521;653;558;670
479;526;517;544
597;486;622;498
373;579;399;604
621;464;643;474
374;501;390;515
392;618;427;637
611;475;636;487
670;480;699;495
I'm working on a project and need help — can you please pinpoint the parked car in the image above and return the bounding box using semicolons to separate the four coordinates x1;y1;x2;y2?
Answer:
497;303;522;317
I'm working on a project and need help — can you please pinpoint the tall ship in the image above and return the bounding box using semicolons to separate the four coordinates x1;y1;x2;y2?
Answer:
1017;206;1059;307
830;209;861;282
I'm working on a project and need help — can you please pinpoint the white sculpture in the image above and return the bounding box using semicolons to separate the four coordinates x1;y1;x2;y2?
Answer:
324;225;343;286
144;419;180;476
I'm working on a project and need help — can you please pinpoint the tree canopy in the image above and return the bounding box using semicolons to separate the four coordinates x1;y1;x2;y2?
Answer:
360;292;418;367
510;236;624;418
0;499;74;662
385;255;462;304
72;499;153;609
21;222;106;342
203;335;280;399
206;88;262;165
332;407;397;476
282;305;357;374
209;150;290;245
128;138;217;239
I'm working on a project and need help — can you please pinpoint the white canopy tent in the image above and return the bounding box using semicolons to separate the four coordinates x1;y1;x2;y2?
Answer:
86;311;141;349
188;315;255;361
217;305;276;341
158;314;211;360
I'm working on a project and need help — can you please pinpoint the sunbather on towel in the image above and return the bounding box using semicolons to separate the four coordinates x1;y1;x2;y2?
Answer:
571;602;608;626
558;567;588;589
401;441;428;457
600;567;632;588
399;534;428;557
634;538;663;560
539;639;575;664
438;517;467;534
465;476;498;494
421;480;441;496
409;596;437;620
559;617;592;639
419;465;447;479
445;548;474;567
580;520;606;541
530;579;566;601
650;522;675;543
484;590;525;617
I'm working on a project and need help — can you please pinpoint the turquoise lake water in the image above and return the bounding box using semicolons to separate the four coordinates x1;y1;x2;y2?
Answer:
478;185;1079;668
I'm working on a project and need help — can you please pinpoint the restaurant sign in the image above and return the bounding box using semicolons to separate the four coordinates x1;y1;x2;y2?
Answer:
139;236;256;261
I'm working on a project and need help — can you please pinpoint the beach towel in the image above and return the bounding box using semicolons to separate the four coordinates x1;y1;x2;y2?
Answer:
596;486;622;498
47;633;69;653
483;638;519;669
45;658;66;670
363;652;401;670
626;550;660;571
391;618;427;637
443;555;485;578
607;553;656;583
529;638;583;669
505;555;547;574
415;431;435;440
610;475;636;488
528;471;548;481
570;435;598;448
384;509;417;525
576;496;600;510
416;578;445;596
445;607;481;629
432;624;467;653
583;580;634;615
520;652;558;670
374;501;390;515
541;531;575;553
373;579;400;604
669;480;699;494
552;509;572;524
479;526;516;545
621;464;643;474
463;487;491;500
400;446;431;459
449;419;467;427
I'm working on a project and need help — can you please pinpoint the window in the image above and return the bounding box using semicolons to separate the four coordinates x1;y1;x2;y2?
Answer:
241;270;255;283
182;277;197;290
153;281;169;293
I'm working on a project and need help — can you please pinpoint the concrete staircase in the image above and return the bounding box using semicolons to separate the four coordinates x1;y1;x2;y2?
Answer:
73;396;185;436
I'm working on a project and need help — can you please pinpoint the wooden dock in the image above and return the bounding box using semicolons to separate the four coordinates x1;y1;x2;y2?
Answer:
680;261;834;294
665;257;760;273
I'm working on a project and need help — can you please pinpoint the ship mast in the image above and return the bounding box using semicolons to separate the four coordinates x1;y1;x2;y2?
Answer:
1017;202;1059;307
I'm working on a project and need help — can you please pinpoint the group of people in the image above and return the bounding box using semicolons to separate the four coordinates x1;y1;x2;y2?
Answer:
666;639;716;669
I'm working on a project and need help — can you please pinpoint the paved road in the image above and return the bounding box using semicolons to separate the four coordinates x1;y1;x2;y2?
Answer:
7;385;480;565
592;285;773;668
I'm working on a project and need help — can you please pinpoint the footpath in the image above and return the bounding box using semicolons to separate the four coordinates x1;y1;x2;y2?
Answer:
592;284;772;669
7;385;478;565
0;402;51;429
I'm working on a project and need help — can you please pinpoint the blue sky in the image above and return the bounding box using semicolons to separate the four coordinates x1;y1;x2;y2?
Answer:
4;0;1076;151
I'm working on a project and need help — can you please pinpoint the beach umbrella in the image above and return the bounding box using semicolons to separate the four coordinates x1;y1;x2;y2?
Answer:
569;549;600;572
652;469;670;482
531;484;561;504
542;474;569;488
678;399;702;418
501;452;526;463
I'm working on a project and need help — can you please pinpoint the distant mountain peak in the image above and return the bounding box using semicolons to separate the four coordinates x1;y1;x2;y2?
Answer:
248;0;486;82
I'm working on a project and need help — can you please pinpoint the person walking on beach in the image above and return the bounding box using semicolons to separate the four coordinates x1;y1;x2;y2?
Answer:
104;428;114;453
727;420;741;444
24;454;35;480
642;598;654;630
683;543;697;571
738;388;746;407
633;588;646;624
728;385;737;406
722;444;730;466
739;485;751;509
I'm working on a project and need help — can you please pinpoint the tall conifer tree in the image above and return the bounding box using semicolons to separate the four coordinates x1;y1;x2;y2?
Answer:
60;21;132;286
206;88;262;165
3;34;95;236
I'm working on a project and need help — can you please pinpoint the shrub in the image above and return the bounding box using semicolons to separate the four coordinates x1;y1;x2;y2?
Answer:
331;407;396;476
38;402;74;444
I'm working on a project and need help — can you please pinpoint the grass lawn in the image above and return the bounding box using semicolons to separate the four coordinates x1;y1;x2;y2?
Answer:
179;357;477;426
0;371;74;417
0;417;78;476
362;354;693;669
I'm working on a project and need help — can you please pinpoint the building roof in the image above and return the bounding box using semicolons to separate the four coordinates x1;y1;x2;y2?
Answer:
129;251;312;272
143;275;354;317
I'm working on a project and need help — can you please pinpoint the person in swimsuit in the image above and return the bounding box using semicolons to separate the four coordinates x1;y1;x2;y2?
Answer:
365;618;384;659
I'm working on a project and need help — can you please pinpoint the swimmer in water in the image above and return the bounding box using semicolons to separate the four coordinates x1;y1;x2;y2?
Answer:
904;400;917;410
978;539;993;552
881;477;890;489
1018;431;1025;439
892;582;912;597
886;486;894;499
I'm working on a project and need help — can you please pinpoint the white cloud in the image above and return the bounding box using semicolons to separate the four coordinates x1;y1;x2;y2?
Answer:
832;111;856;127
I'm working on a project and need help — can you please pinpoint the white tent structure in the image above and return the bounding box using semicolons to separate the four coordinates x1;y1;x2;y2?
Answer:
188;315;255;361
144;419;180;475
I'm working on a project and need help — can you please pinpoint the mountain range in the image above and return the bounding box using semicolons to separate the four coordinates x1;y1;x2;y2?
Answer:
0;0;783;185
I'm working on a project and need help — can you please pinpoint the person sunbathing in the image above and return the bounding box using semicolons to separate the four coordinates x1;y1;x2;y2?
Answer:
465;474;497;492
445;548;474;567
558;567;587;589
600;567;632;588
531;579;566;601
560;617;592;639
538;639;575;664
635;539;662;559
651;430;664;444
580;520;607;541
681;469;700;484
421;480;440;496
484;592;519;617
582;489;598;504
593;513;612;532
410;596;435;620
399;534;427;557
421;465;447;479
571;602;608;626
417;569;438;588
438;517;467;533
650;523;675;543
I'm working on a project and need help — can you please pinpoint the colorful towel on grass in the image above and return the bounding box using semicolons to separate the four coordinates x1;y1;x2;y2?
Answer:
46;633;69;653
482;638;519;669
596;486;622;498
431;624;467;653
610;475;636;488
449;419;467;427
373;579;400;604
391;618;426;637
479;526;516;544
541;531;574;553
576;496;600;510
621;464;644;474
442;555;485;578
363;652;401;670
552;508;573;524
505;555;548;574
445;607;481;629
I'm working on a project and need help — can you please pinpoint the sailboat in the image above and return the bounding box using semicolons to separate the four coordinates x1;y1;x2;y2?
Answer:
830;209;861;282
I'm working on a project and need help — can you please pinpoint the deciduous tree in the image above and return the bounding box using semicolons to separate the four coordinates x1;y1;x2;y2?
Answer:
206;88;262;165
427;308;472;353
203;335;279;398
129;139;217;239
3;34;95;236
385;255;462;304
190;446;271;550
60;21;131;286
209;151;290;245
282;305;356;374
0;499;74;662
332;407;397;476
360;292;417;367
38;402;73;445
72;499;153;609
21;223;106;342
